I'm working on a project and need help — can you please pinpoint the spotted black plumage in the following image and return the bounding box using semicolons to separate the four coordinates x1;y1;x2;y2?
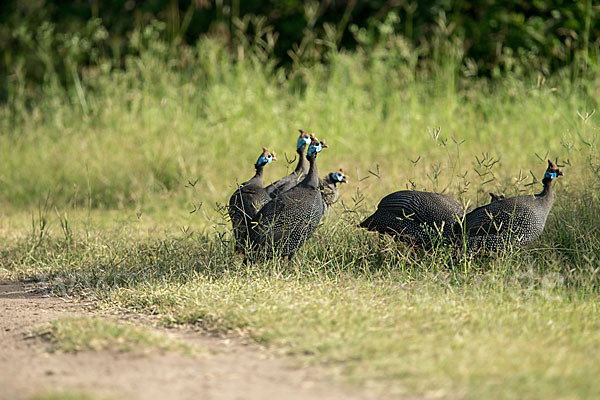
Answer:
359;190;464;247
319;168;348;213
250;137;327;259
228;148;276;252
265;129;312;199
455;160;563;253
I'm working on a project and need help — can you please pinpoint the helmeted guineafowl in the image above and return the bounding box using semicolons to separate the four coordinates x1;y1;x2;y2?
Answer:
228;147;276;252
319;168;348;213
250;136;327;259
265;129;312;198
489;192;506;202
359;190;464;248
455;160;563;254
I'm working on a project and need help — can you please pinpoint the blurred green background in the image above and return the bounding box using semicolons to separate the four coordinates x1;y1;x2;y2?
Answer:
0;1;598;218
2;0;599;94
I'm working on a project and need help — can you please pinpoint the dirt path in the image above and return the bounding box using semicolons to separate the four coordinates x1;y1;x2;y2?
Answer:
0;281;396;400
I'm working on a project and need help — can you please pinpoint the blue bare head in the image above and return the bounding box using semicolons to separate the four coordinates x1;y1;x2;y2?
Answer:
297;129;312;150
329;169;348;185
542;159;563;184
307;135;327;157
256;147;277;167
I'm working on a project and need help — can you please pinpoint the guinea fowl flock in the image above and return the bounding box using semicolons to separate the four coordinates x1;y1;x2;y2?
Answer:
228;130;563;259
228;131;347;260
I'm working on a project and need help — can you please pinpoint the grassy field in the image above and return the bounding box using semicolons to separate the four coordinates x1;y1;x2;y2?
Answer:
38;317;195;355
2;37;600;399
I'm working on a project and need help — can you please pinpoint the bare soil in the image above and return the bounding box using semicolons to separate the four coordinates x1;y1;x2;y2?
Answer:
0;280;399;400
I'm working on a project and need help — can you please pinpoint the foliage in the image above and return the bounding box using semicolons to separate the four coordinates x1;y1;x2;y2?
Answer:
0;29;598;211
1;0;599;100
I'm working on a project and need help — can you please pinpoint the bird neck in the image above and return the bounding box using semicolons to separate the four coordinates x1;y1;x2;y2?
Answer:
295;145;308;175
536;178;554;202
249;163;264;185
321;180;339;207
301;154;319;189
323;177;337;188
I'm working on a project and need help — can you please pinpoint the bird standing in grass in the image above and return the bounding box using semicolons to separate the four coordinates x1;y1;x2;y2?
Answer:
228;147;276;252
265;129;312;198
319;168;348;213
455;160;563;254
250;135;328;260
359;190;464;248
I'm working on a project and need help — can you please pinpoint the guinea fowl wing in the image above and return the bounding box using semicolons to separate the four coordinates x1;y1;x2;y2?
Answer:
265;173;304;198
377;191;462;227
464;196;534;236
252;196;288;245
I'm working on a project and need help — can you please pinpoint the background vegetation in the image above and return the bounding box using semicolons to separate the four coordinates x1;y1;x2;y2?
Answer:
2;0;599;95
1;1;600;399
1;0;599;212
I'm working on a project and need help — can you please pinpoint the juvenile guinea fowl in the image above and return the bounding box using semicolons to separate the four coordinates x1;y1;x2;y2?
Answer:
265;129;312;198
250;137;328;259
228;148;276;252
319;168;348;213
359;190;464;248
455;160;563;254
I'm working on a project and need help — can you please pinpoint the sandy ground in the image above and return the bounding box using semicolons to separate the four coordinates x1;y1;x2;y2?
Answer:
0;280;400;400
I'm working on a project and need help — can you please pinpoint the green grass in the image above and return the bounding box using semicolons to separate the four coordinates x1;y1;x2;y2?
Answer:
0;37;598;215
38;317;195;355
2;192;599;399
136;278;596;400
28;391;111;400
2;36;600;399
